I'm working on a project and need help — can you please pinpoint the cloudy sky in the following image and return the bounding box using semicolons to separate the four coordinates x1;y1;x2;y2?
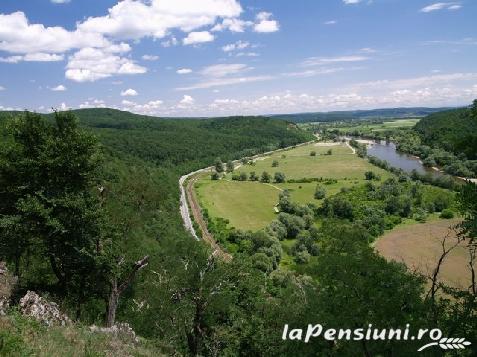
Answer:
0;0;476;116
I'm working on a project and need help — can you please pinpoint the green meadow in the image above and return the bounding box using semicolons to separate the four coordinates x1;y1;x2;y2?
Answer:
195;142;391;230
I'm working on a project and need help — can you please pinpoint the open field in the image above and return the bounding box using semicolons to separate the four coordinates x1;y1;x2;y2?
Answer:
232;142;390;180
375;218;471;290
195;142;391;230
318;118;421;134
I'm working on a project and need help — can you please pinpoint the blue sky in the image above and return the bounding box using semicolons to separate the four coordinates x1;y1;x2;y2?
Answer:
0;0;476;116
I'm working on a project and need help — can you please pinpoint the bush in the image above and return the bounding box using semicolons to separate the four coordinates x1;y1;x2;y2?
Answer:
314;185;326;199
261;171;271;183
249;171;258;181
272;160;279;167
274;172;286;183
440;209;455;219
310;151;316;156
211;172;220;180
239;172;248;181
294;250;311;264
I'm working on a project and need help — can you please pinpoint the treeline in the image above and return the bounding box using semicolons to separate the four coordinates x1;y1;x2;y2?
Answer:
415;101;477;160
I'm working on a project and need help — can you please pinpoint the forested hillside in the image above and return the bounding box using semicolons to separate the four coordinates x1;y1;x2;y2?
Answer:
271;107;451;123
415;102;477;159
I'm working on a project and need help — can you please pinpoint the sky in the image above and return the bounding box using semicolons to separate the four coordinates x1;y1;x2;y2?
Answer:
0;0;476;117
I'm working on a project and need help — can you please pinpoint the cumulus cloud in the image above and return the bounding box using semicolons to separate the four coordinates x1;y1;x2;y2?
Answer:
51;0;71;4
66;45;146;82
177;68;193;74
180;95;195;105
0;86;5;91
121;99;163;114
51;84;67;91
121;88;138;96
79;99;106;108
324;20;337;25
183;31;214;45
254;12;279;33
0;12;107;54
343;0;362;4
211;18;252;32
420;2;462;12
78;0;242;41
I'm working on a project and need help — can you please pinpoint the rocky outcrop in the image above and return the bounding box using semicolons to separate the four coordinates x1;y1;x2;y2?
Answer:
19;291;71;326
89;323;139;344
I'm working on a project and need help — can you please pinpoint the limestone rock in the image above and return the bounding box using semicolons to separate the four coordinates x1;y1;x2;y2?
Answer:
90;322;139;343
19;291;71;326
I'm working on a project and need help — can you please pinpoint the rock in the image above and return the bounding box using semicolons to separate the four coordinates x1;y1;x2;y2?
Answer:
19;291;71;326
89;322;139;343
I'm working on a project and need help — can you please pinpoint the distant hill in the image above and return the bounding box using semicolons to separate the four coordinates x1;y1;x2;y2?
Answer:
415;105;477;159
270;107;453;123
0;108;313;172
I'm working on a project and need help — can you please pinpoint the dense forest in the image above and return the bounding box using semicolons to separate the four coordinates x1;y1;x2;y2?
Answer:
415;102;477;160
1;109;476;356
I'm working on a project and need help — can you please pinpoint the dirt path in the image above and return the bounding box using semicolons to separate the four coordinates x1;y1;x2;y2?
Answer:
185;173;232;261
345;141;356;154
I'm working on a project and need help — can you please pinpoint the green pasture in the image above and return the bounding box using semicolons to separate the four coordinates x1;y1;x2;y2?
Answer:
195;142;391;231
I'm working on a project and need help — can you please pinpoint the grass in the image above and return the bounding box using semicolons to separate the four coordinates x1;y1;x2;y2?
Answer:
0;312;163;357
375;218;470;289
323;118;421;134
196;142;391;231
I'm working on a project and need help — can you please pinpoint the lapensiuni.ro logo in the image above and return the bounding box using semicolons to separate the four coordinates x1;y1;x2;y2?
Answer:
282;324;471;352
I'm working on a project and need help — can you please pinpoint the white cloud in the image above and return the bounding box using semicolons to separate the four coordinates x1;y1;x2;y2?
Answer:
0;53;64;63
324;20;337;25
51;84;67;91
424;37;477;46
236;52;259;57
303;55;369;67
177;63;273;90
183;31;214;45
0;86;5;91
121;99;164;114
200;63;250;77
420;2;462;12
343;0;362;4
51;0;71;4
161;37;178;47
79;99;106;108
66;45;146;82
177;68;193;74
121;88;138;96
180;95;195;105
222;40;249;52
211;18;252;32
0;12;107;54
254;12;279;33
78;0;242;41
142;55;159;61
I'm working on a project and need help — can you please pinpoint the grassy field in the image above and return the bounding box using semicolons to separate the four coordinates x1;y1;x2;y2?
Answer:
195;142;391;231
320;118;421;134
375;218;470;289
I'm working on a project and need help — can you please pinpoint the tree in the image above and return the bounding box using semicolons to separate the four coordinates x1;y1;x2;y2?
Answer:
249;171;258;181
310;151;316;156
226;160;234;173
215;158;224;173
272;160;279;167
211;172;220;180
0;111;107;313
239;172;248;181
274;172;286;183
260;171;271;183
314;185;326;199
326;149;333;155
364;171;379;180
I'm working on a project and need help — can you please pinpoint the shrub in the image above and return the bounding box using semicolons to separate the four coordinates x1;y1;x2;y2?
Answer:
440;209;455;219
272;160;279;167
211;172;220;180
294;250;311;265
310;151;316;156
314;185;326;199
274;172;286;183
